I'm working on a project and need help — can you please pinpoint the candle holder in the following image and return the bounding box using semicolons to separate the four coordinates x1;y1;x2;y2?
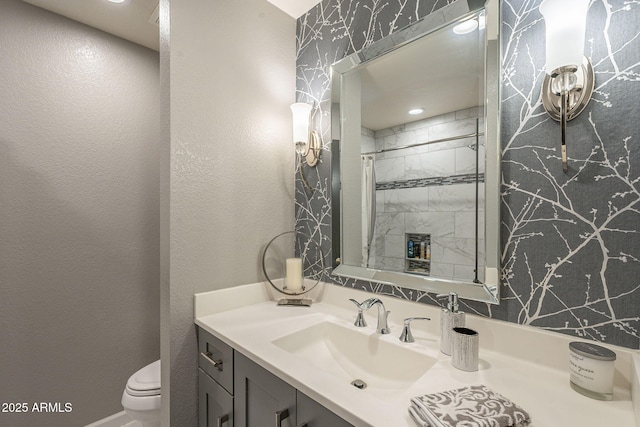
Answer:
261;230;324;307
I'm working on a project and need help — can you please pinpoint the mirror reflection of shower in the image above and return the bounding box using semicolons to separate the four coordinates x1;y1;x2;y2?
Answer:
332;2;501;302
360;115;485;283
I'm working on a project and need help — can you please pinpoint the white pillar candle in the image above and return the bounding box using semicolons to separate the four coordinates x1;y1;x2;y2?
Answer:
285;258;303;292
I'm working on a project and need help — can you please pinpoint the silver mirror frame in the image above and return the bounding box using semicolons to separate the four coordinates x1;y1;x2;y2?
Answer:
330;0;501;304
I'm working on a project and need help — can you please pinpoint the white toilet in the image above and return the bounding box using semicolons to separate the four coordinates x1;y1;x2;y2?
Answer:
121;360;161;427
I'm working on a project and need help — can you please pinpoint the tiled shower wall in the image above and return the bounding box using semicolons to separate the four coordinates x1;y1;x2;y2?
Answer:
366;108;485;282
295;0;640;349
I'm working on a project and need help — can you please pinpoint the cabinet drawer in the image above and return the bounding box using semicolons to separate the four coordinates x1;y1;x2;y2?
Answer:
199;369;233;427
198;327;234;394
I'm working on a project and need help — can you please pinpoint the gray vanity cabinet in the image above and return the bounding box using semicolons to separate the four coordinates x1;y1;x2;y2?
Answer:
296;391;353;427
234;352;297;427
197;326;353;427
198;328;234;427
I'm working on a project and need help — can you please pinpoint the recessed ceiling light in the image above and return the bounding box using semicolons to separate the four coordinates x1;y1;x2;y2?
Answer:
107;0;126;3
453;19;478;35
408;108;425;115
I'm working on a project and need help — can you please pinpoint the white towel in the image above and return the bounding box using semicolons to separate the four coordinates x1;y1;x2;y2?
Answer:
408;385;531;427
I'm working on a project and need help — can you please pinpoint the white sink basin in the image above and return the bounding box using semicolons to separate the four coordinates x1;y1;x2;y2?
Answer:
272;320;437;397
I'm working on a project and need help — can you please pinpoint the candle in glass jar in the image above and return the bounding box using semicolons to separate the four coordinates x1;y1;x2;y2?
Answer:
569;341;616;400
285;258;303;291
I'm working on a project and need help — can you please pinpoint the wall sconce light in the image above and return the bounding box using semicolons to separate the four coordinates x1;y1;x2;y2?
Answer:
540;0;594;173
290;102;320;167
290;102;321;192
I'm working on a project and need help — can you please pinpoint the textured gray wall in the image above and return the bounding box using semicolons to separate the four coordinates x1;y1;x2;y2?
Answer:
0;0;160;426
163;0;296;425
295;0;640;349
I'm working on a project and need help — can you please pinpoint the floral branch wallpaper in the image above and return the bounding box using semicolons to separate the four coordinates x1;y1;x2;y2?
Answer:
294;0;640;349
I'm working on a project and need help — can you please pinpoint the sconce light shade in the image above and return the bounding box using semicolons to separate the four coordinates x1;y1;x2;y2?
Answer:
290;102;320;182
539;0;589;74
290;102;312;153
539;0;594;174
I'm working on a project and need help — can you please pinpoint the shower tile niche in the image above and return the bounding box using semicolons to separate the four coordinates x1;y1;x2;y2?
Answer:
366;107;485;283
405;233;431;275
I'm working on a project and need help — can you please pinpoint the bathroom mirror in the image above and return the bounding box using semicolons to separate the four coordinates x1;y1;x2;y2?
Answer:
331;0;500;304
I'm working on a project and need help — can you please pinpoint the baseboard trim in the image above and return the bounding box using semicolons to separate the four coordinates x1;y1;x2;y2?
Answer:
84;410;133;427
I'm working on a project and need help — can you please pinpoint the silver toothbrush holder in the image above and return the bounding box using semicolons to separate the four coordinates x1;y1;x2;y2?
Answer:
451;327;479;372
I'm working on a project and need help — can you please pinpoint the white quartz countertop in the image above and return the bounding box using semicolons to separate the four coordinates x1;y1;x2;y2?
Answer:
194;282;637;427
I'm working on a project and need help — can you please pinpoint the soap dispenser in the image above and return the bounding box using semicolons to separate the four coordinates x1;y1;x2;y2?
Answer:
437;292;465;355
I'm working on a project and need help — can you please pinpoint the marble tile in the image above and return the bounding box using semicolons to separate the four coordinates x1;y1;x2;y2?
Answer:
432;237;477;266
378;125;430;151
429;117;478;142
404;112;456;132
455;211;485;239
373;111;478;161
428;183;480;212
455;106;484;120
376;141;430;160
361;126;375;137
374;133;385;153
372;234;385;258
405;211;455;238
374;256;404;272
375;212;404;236
361;128;375;154
427;136;475;153
405;149;456;179
453;264;484;282
375;125;400;139
455;144;485;175
384;234;405;258
376;156;405;182
384;187;429;212
430;262;454;279
376;189;386;213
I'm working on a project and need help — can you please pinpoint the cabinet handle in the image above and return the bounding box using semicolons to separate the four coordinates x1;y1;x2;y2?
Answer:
200;351;223;371
275;408;290;426
217;413;229;427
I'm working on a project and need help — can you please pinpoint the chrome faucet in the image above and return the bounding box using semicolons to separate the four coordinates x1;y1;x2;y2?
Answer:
349;298;390;334
399;317;431;343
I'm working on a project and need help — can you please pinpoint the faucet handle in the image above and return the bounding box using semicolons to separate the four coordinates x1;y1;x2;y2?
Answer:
348;299;367;327
399;317;431;343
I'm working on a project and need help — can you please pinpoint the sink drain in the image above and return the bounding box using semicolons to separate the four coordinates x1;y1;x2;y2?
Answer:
351;379;367;390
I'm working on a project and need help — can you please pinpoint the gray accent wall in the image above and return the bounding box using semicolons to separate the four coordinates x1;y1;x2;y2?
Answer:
0;0;160;426
295;0;640;349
